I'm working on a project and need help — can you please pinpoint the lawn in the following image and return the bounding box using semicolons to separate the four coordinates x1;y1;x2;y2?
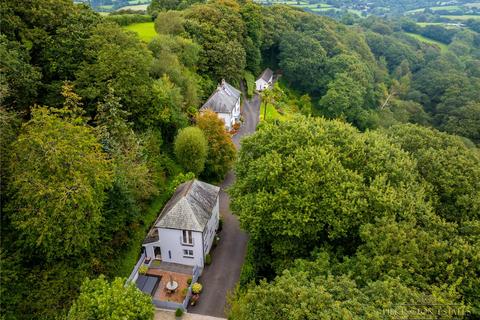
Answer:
123;22;156;42
405;32;448;52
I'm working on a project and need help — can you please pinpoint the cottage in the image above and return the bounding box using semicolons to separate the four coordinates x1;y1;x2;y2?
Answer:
142;180;220;269
255;68;273;92
200;79;241;130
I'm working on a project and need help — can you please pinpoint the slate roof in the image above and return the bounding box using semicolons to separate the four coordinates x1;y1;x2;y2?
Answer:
152;180;220;233
200;80;241;114
258;68;273;82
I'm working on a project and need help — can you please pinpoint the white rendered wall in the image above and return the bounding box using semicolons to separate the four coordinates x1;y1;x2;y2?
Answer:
158;228;204;267
256;79;268;91
216;112;232;130
203;197;220;255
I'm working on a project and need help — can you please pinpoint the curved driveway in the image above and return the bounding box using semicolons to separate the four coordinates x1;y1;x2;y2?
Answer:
188;86;260;318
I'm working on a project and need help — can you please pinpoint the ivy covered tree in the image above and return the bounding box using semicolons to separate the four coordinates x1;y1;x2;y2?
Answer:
68;276;154;320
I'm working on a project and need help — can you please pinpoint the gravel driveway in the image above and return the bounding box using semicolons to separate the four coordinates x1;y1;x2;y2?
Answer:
188;86;260;318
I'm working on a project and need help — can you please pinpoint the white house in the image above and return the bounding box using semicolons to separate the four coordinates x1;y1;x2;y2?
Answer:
199;79;241;130
255;68;273;92
142;180;220;269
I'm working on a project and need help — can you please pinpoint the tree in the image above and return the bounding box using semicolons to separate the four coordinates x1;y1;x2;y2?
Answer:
174;126;208;175
95;88;158;237
230;117;428;272
68;276;154;320
8;107;112;260
0;36;41;113
229;269;445;320
147;75;188;141
196;110;236;180
279;31;327;95
154;11;185;35
74;22;153;124
384;124;480;223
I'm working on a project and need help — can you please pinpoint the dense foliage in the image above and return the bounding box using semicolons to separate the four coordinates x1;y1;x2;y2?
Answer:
229;117;480;318
68;276;154;320
174;126;208;175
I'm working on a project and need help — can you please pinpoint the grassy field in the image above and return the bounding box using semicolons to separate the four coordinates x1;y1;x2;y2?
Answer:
441;14;480;20
406;32;448;52
117;4;149;11
416;22;461;28
260;103;288;122
430;5;462;10
124;22;156;42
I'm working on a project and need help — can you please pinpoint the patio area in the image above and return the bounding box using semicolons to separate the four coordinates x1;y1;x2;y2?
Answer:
146;261;194;303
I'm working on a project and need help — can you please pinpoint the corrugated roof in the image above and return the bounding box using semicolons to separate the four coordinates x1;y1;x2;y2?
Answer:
153;180;220;232
200;80;241;114
258;68;273;82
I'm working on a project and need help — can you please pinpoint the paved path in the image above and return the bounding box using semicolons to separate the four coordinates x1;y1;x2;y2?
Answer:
188;86;260;318
155;309;226;320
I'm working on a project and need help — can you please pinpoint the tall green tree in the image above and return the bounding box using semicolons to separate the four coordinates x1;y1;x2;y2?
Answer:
174;126;208;175
8;107;112;260
68;276;154;320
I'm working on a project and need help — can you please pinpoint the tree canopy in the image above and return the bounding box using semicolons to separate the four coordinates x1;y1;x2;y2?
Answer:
68;276;154;320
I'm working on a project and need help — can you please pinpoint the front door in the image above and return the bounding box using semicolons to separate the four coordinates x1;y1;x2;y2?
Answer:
154;247;161;260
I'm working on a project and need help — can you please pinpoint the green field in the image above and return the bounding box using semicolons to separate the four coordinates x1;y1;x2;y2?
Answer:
117;4;149;11
430;5;462;10
416;22;461;29
260;104;288;122
406;32;448;52
441;14;480;20
124;22;156;42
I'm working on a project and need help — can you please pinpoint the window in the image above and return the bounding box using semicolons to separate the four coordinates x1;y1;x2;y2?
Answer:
183;249;194;258
182;230;193;245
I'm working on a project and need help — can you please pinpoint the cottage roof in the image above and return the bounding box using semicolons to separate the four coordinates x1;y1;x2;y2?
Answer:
200;80;241;114
153;180;219;234
257;68;273;82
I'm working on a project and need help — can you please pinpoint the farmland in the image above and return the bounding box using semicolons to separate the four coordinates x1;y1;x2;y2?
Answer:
405;32;449;52
124;22;156;42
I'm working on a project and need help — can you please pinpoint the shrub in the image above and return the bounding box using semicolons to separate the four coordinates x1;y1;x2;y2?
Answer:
138;265;148;275
218;217;224;233
192;282;203;294
187;278;192;285
205;254;212;265
175;308;183;317
181;288;188;297
213;235;220;247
